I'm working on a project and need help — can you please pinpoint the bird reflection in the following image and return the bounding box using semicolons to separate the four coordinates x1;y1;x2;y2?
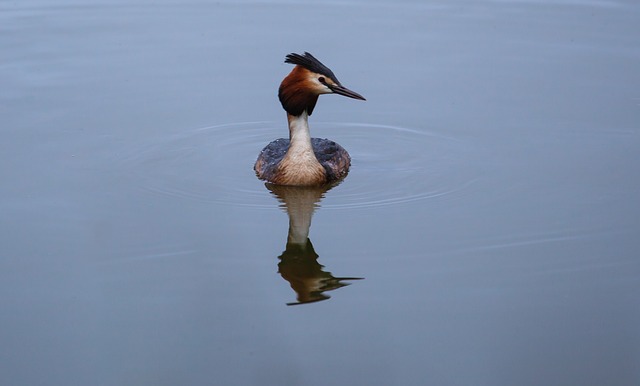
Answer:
266;183;362;305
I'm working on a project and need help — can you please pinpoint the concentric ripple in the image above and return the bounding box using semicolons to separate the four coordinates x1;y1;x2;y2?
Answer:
117;121;481;210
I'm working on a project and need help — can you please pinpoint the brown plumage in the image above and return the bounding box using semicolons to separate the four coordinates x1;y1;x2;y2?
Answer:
278;66;320;117
254;52;365;186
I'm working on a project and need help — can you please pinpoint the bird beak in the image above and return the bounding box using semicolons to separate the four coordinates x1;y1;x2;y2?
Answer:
329;84;366;101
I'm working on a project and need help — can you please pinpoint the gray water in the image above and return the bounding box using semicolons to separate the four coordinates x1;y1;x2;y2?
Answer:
2;1;639;385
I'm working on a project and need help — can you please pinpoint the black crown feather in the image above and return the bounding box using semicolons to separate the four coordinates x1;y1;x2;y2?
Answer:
284;52;340;84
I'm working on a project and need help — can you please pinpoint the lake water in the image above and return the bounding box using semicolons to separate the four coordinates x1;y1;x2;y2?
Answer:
2;1;639;385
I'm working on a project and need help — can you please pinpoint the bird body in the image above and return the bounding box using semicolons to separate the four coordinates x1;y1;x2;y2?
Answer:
255;52;365;186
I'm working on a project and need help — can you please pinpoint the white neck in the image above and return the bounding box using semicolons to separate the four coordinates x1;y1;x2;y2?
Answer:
278;111;325;185
288;112;312;148
287;112;316;160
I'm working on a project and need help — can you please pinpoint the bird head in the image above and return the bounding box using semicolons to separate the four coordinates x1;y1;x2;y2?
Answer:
278;52;366;116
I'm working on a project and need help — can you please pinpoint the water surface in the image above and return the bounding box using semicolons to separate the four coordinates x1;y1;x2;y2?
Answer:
1;1;639;385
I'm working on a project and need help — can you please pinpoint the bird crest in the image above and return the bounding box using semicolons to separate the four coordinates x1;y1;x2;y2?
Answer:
284;52;340;84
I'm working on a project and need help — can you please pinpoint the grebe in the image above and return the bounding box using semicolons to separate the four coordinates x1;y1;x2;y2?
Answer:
254;52;365;186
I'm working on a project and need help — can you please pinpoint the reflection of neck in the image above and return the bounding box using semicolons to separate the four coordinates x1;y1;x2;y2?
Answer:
287;211;313;246
284;189;317;246
267;184;327;246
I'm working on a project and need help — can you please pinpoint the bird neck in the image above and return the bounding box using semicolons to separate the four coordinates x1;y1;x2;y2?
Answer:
276;111;325;186
287;112;314;156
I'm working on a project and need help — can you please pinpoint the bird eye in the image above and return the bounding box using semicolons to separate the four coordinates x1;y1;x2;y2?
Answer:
318;77;326;84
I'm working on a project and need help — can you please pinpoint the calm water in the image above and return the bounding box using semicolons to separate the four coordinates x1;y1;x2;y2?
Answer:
2;1;639;385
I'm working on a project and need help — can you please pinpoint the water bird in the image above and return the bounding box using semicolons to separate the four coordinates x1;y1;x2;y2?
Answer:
255;52;365;186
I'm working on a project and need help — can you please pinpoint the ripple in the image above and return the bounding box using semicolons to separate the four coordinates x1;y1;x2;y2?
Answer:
117;121;481;210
